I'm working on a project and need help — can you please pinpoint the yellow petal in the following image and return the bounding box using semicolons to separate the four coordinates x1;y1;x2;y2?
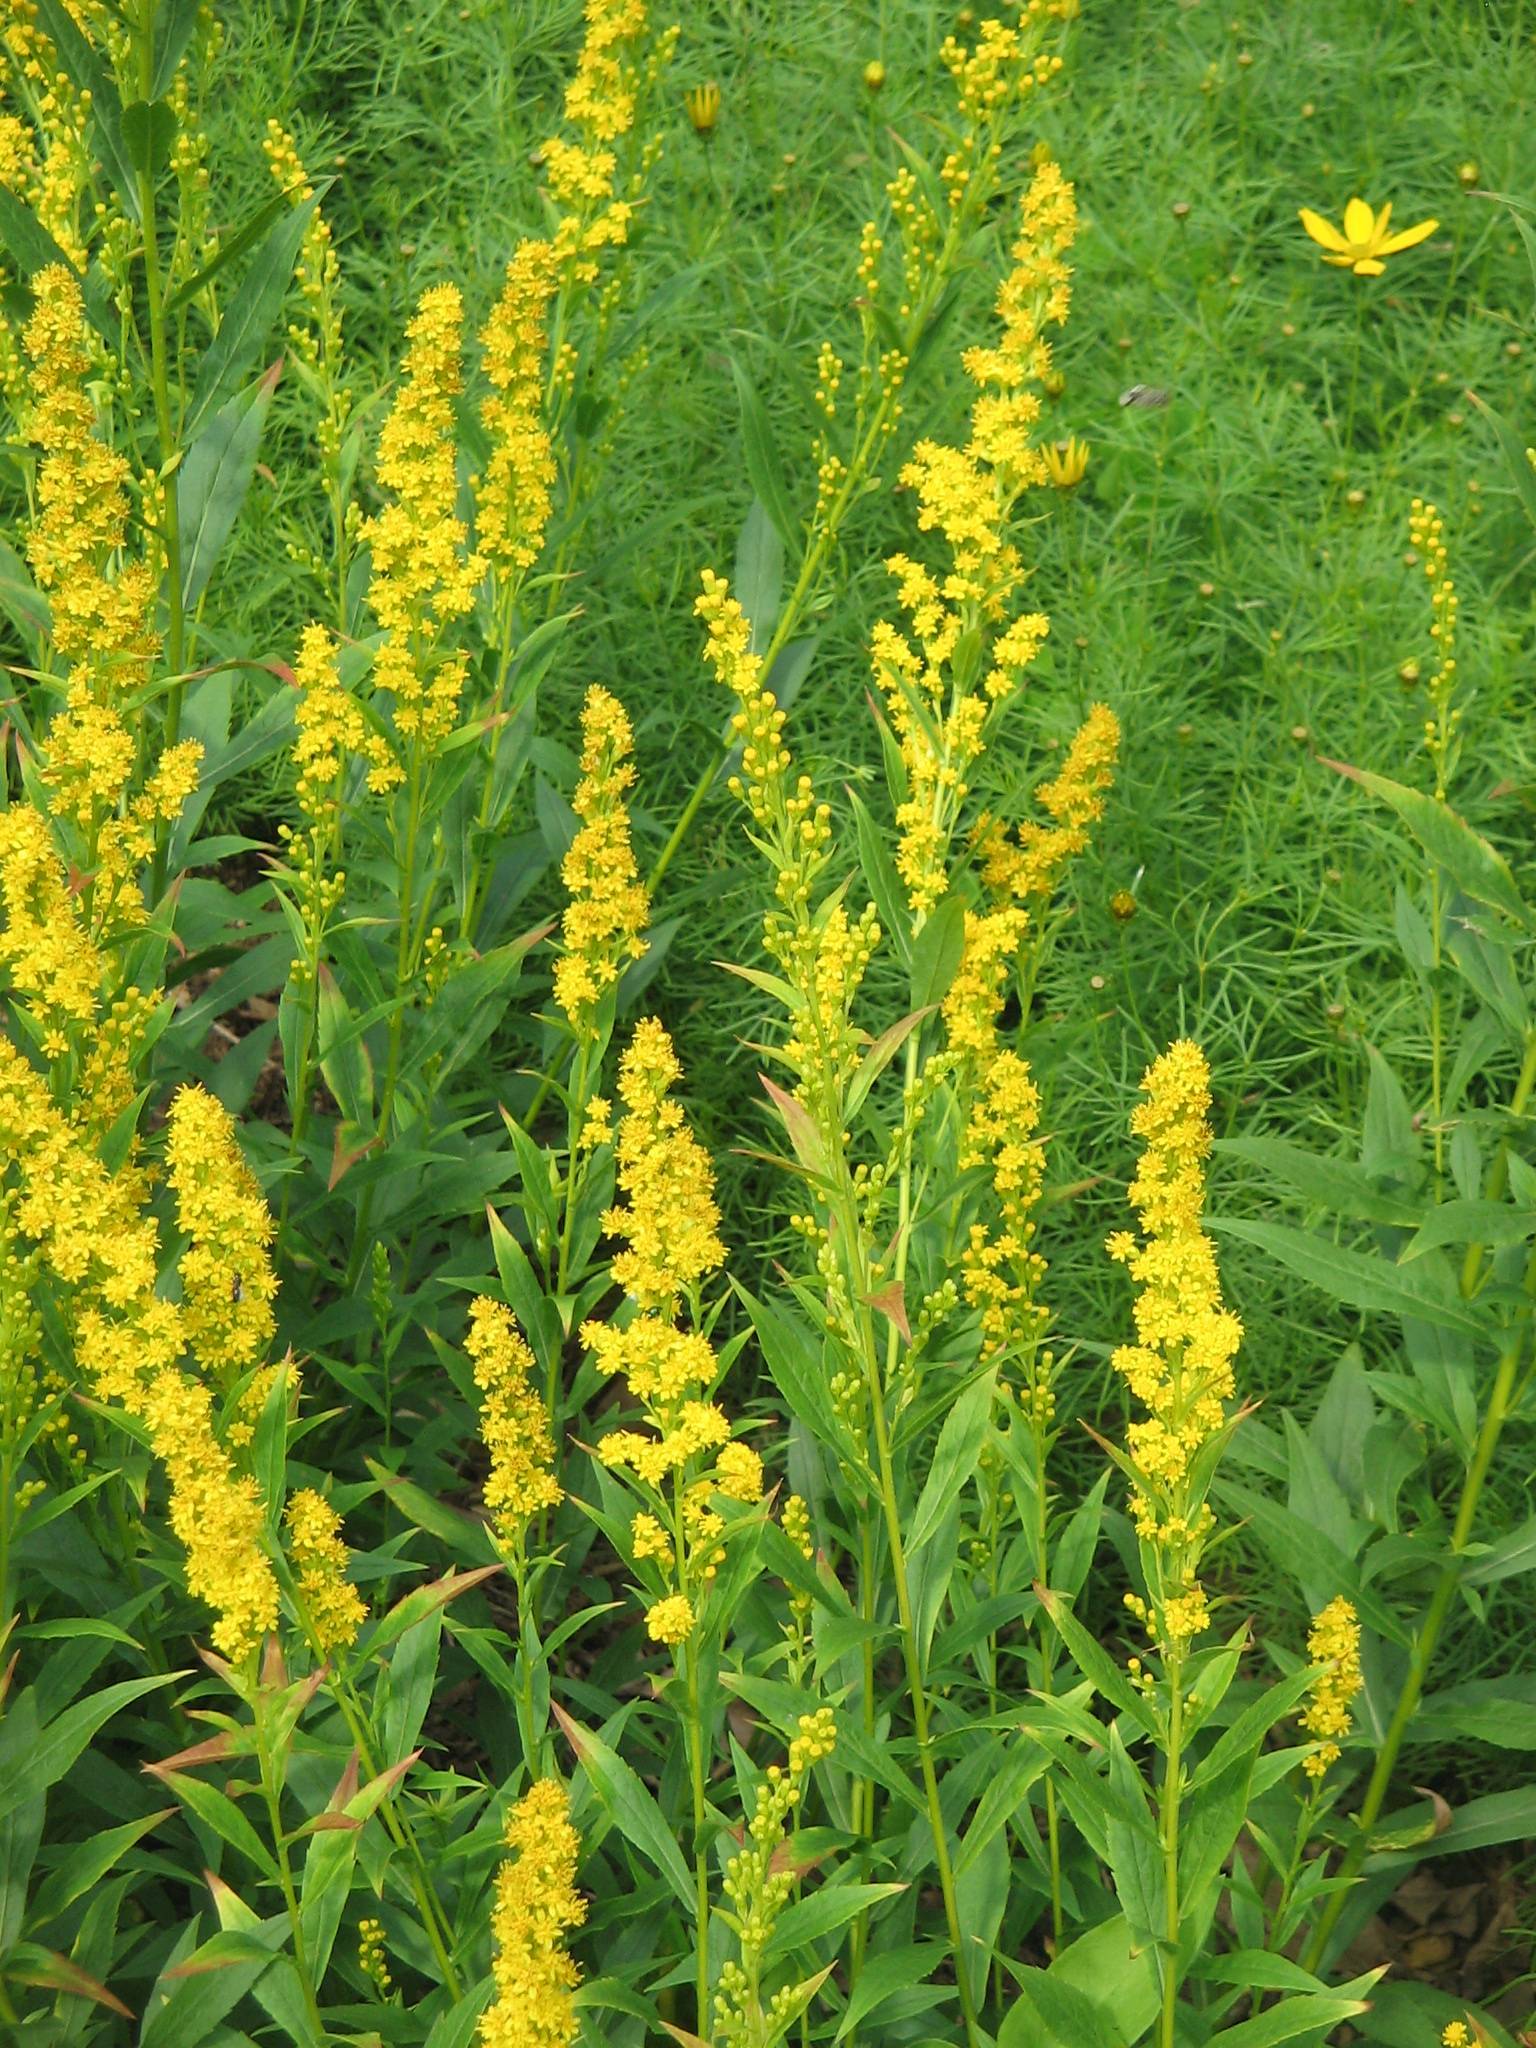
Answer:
1299;207;1349;253
1322;253;1356;269
1375;201;1393;238
1352;258;1385;277
1342;196;1376;245
1378;216;1438;254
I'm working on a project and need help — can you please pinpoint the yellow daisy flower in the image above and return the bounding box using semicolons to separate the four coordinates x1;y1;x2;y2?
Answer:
1298;197;1437;278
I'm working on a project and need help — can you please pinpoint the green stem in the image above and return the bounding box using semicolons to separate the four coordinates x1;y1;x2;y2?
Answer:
138;0;187;897
686;1642;711;2034
863;1329;982;2048
1158;1660;1185;2048
1301;1306;1530;1972
257;1734;325;2031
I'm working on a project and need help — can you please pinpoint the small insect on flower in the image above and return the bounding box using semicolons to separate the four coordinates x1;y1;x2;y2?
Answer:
1044;436;1089;488
686;82;721;136
1298;197;1438;278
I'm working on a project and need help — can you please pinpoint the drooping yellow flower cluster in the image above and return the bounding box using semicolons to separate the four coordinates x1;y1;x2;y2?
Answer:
166;1086;279;1383
23;265;158;667
361;283;486;750
480;1776;586;2048
285;1488;367;1659
868;158;1080;917
0;22;92;272
553;686;651;1036
466;1297;562;1553
959;1053;1050;1374
141;1370;280;1664
1106;1041;1242;1653
973;702;1122;909
1299;1596;1362;1780
583;1020;760;1648
0;1051;283;1662
13;267;199;950
713;1710;838;2048
477;238;560;581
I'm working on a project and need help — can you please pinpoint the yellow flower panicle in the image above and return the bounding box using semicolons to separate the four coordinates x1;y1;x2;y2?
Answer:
0;805;104;1042
23;265;158;669
959;1052;1050;1372
480;1776;587;2048
0;1044;282;1661
603;1018;726;1311
553;686;651;1037
361;283;486;749
714;1710;837;2048
979;703;1121;908
1299;197;1437;278
166;1086;278;1383
1299;1595;1362;1780
1106;1041;1241;1653
142;1369;280;1663
466;1297;562;1550
477;238;559;579
285;1487;367;1658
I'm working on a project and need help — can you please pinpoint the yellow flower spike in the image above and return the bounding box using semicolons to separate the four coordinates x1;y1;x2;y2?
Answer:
285;1488;367;1658
685;81;720;135
165;1085;278;1384
466;1297;562;1551
1043;434;1089;488
553;685;651;1038
1299;1594;1363;1780
1298;197;1438;277
481;1777;586;2048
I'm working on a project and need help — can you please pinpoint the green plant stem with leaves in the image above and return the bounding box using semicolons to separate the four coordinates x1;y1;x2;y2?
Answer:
1303;1035;1536;1972
1159;1660;1186;2048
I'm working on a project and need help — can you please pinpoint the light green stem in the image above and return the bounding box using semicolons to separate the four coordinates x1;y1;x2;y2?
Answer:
1159;1661;1185;2048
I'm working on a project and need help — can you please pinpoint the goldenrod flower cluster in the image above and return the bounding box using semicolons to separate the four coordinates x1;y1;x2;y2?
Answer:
480;1776;586;2048
362;284;485;750
23;266;157;669
477;238;560;580
166;1087;279;1383
959;1052;1050;1373
0;23;92;272
0;1049;282;1662
976;703;1122;906
466;1297;562;1552
262;122;344;390
583;1019;760;1648
285;1488;367;1658
358;1916;392;1994
553;686;651;1037
141;1369;280;1662
1106;1041;1241;1653
1408;498;1460;797
1442;2022;1474;2048
870;157;1080;916
1299;1595;1362;1780
713;1710;837;2048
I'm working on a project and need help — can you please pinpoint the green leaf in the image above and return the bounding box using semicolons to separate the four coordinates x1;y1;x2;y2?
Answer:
909;894;966;1011
1209;1984;1378;2048
153;0;205;93
1213;1136;1422;1227
185;194;321;433
121;97;177;178
1324;760;1531;930
165;1771;279;1880
1402;1198;1536;1262
1468;387;1536;537
1208;1217;1482;1336
832;1941;947;2042
734;1283;846;1454
907;1368;994;1557
1036;1584;1158;1735
996;1965;1118;2048
849;786;912;966
166;190;290;314
730;358;800;551
315;964;375;1128
1463;1513;1536;1586
178;367;279;607
556;1709;695;1913
733;497;784;655
766;1882;906;1961
0;185;82;288
1413;1676;1536;1750
1049;1915;1162;2044
0;1674;179;1827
